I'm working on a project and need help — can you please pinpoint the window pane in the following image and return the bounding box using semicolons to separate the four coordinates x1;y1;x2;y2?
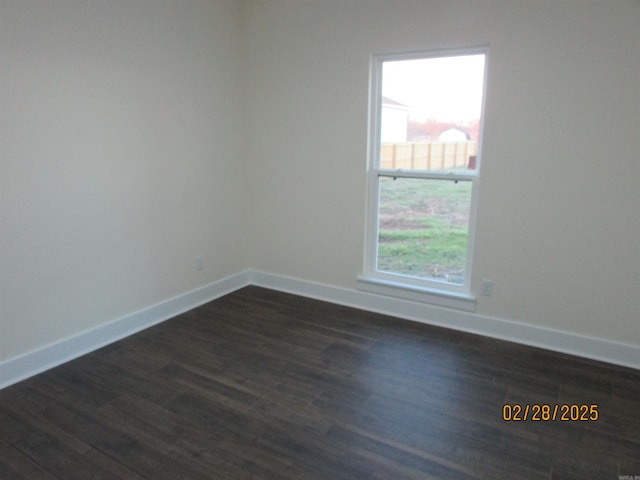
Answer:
380;55;485;172
377;177;472;285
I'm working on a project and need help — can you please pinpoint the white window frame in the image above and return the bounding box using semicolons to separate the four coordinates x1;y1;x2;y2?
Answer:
358;47;489;312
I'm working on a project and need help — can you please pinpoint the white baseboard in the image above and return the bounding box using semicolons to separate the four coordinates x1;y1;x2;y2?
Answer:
2;268;637;390
0;270;251;389
249;270;640;371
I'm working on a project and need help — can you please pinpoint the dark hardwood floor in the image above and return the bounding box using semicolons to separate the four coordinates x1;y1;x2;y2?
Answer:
1;286;639;479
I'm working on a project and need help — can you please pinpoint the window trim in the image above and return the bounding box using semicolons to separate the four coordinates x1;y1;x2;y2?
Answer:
361;46;489;309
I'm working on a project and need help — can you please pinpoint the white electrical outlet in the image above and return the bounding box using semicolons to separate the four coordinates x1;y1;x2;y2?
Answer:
195;255;205;271
480;278;493;296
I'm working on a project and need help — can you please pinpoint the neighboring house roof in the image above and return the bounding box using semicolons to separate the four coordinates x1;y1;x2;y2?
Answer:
382;96;408;109
438;127;471;142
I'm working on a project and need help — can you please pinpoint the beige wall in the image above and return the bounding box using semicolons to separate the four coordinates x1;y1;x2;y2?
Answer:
0;0;247;361
244;0;640;345
2;0;639;367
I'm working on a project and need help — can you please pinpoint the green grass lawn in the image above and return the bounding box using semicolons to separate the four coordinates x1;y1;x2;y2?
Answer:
377;177;471;284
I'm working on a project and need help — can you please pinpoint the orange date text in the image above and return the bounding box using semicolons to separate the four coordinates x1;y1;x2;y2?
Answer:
502;404;599;422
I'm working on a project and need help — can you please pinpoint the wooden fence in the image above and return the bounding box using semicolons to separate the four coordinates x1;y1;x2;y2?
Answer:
381;141;477;170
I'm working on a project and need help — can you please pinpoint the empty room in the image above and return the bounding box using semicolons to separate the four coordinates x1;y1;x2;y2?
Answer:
1;0;639;478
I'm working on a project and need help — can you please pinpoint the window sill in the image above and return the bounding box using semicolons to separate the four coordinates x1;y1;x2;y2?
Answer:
357;275;477;312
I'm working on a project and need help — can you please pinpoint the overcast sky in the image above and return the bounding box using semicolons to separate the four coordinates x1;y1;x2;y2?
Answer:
382;54;486;123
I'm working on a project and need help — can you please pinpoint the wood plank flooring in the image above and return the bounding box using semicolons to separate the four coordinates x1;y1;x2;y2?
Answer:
1;286;639;479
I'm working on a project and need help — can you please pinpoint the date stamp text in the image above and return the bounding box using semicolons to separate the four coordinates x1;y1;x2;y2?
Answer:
502;404;599;422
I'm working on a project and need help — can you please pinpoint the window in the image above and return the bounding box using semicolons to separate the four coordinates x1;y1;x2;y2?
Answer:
359;48;487;310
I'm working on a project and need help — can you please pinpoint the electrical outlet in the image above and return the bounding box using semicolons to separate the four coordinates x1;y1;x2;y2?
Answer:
480;278;493;296
195;255;205;271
